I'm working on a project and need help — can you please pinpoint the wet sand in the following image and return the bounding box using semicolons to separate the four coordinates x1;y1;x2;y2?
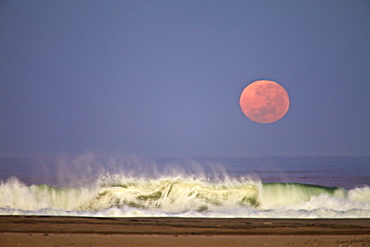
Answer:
0;216;369;246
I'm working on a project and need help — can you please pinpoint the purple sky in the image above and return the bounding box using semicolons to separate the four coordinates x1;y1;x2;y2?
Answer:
1;1;369;157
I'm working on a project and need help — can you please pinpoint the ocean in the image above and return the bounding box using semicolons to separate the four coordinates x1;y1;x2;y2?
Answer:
0;154;369;218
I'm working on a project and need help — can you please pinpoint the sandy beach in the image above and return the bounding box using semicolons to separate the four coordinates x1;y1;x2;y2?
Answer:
0;216;369;246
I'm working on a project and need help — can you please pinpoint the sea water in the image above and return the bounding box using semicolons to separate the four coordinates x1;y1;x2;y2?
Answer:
0;154;369;218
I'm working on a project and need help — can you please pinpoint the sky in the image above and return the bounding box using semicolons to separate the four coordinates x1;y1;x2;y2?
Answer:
0;0;369;157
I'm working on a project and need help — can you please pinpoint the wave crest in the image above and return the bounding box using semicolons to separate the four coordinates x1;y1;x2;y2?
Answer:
1;175;369;218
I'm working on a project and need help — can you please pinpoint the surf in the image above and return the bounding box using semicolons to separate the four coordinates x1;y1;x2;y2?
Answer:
82;177;260;213
1;175;369;218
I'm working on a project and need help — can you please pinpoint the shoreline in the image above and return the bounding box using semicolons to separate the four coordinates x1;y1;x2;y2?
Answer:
1;216;369;246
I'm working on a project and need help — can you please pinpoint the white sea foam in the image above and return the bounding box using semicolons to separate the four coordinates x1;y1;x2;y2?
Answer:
0;174;369;218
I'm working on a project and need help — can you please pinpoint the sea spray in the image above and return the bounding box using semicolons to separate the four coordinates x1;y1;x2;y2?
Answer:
1;154;369;218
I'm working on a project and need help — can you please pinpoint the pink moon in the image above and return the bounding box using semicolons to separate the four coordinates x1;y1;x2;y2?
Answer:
239;80;290;123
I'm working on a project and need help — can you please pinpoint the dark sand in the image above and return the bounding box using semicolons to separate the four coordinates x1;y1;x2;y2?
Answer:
0;216;369;246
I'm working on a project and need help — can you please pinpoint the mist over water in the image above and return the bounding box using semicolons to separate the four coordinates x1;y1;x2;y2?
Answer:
0;153;369;218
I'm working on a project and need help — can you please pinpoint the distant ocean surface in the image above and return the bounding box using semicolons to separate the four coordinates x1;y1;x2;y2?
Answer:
0;155;369;218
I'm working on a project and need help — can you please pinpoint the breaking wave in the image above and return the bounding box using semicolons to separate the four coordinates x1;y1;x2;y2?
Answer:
1;175;369;218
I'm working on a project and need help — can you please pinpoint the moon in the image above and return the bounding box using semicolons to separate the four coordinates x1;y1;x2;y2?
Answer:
239;80;290;124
